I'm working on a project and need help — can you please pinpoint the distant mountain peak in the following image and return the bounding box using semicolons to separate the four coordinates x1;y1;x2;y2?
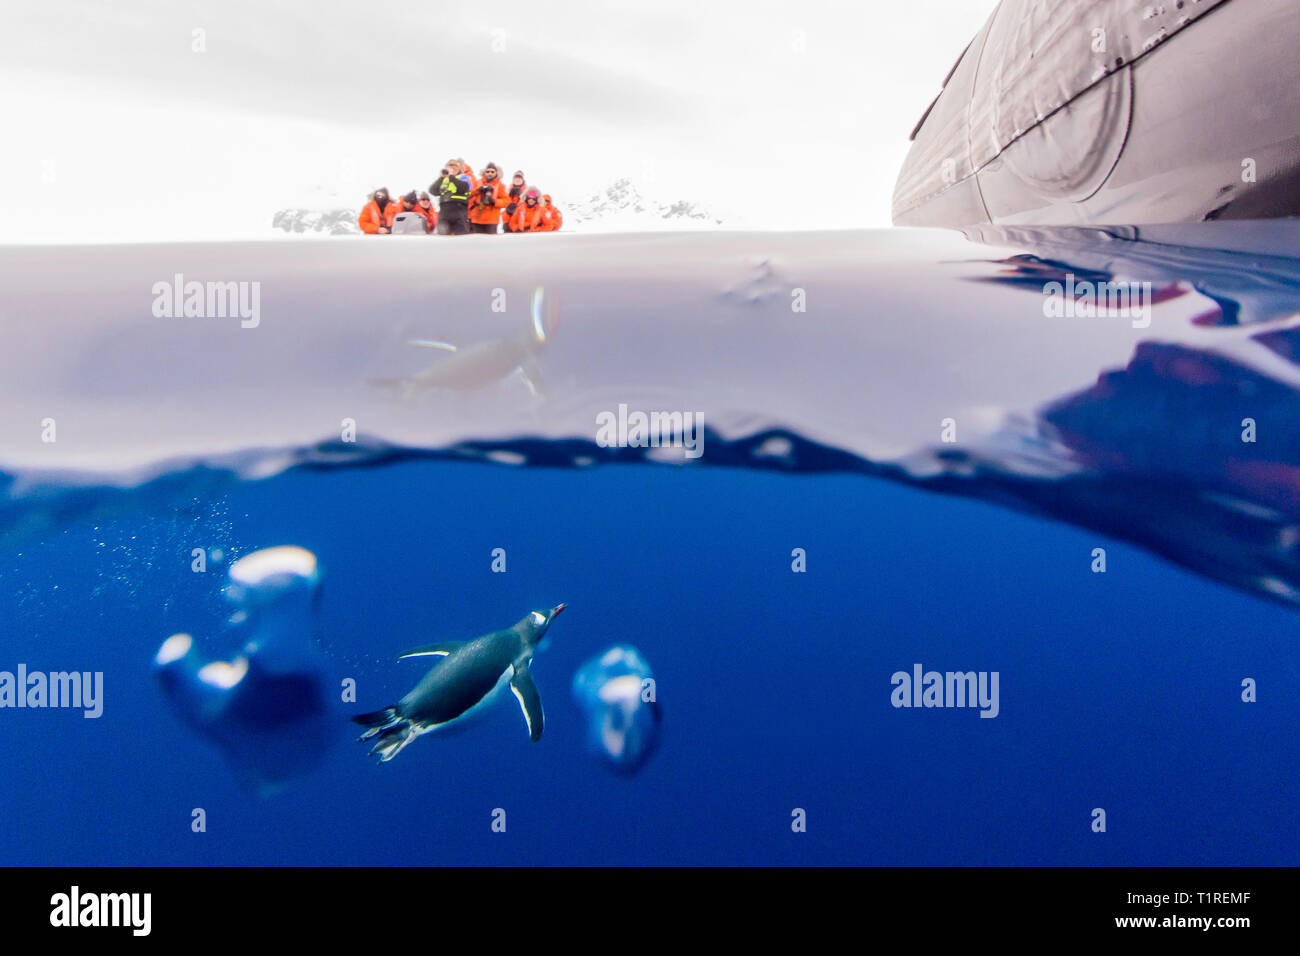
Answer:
568;179;725;230
272;208;359;235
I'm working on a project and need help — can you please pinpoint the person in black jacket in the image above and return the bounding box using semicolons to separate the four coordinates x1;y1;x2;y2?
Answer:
430;159;472;235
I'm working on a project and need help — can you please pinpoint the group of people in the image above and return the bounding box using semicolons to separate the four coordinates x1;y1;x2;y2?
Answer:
358;159;562;236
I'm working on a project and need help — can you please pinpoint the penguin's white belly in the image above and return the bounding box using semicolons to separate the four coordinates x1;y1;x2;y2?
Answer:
419;665;515;737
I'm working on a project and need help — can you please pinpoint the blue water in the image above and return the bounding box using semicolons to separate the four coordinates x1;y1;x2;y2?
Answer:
1;456;1295;865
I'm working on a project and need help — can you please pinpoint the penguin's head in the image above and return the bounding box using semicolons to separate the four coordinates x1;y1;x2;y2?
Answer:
523;603;566;645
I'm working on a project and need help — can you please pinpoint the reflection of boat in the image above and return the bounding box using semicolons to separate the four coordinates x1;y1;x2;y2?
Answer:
935;222;1300;603
893;0;1300;227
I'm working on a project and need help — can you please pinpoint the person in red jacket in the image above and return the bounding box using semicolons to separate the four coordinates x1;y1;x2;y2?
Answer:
542;194;563;232
416;191;438;232
502;171;527;233
509;187;551;233
467;162;510;234
358;187;393;234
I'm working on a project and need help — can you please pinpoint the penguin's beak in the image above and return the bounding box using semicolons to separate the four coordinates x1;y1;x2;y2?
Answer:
549;603;567;619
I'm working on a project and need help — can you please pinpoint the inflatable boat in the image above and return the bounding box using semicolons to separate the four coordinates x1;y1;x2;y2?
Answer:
893;0;1300;227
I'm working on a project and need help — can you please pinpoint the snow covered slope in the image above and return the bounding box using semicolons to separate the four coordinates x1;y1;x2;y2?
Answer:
565;179;727;231
272;209;360;236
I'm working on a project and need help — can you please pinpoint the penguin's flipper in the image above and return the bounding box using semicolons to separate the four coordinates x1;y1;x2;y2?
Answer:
510;668;544;742
397;641;463;661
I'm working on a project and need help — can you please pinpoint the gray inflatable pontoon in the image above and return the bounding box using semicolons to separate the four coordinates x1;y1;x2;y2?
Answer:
893;0;1300;227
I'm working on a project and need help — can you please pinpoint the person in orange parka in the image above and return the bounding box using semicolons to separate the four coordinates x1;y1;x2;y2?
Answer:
509;187;552;233
467;162;510;234
358;187;394;234
502;171;527;233
415;191;438;232
457;159;479;190
542;194;563;232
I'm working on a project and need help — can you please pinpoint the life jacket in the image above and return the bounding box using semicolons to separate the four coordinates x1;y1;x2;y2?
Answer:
358;196;392;234
503;181;527;229
542;196;562;232
435;172;472;206
468;177;510;225
510;201;549;233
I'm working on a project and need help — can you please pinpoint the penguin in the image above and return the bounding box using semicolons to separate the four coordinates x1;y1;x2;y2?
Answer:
369;286;556;398
352;603;565;762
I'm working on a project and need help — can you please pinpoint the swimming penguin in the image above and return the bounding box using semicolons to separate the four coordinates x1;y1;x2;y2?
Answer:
370;286;556;398
352;604;566;761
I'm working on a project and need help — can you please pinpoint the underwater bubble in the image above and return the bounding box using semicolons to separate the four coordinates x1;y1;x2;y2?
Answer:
225;545;318;603
572;645;660;774
153;544;334;796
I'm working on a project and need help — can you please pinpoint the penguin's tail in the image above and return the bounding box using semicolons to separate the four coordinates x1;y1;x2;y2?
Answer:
351;707;418;762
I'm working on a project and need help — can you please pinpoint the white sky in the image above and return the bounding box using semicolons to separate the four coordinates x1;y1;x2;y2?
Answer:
0;0;998;241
